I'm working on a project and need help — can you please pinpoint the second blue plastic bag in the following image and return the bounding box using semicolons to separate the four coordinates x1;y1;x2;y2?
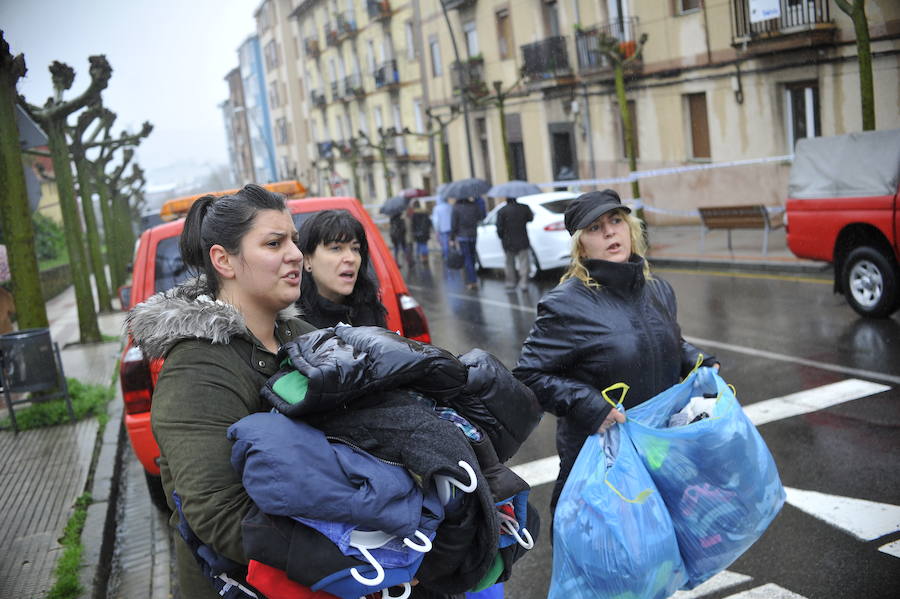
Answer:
624;367;786;588
549;426;687;599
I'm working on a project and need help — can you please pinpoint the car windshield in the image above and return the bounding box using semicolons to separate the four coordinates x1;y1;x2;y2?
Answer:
539;199;574;213
154;236;191;293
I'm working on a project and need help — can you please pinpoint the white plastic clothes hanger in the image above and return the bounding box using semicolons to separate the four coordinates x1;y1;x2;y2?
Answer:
349;529;433;588
499;517;535;550
433;460;478;505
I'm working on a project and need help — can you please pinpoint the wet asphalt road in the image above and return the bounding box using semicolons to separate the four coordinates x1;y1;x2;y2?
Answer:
402;258;900;599
109;256;900;599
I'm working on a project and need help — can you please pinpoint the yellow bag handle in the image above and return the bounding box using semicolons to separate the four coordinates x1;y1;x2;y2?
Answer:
600;382;629;409
605;477;654;504
680;353;705;382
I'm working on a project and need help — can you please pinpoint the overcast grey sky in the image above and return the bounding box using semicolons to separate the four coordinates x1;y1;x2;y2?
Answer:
1;0;261;189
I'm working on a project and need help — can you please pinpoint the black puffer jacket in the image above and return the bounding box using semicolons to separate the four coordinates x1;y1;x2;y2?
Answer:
513;256;716;510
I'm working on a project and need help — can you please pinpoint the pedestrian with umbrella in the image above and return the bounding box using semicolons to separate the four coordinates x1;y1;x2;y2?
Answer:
446;178;491;289
381;195;412;267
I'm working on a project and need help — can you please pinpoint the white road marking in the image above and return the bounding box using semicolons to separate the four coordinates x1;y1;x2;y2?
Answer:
672;571;752;598
685;336;900;386
784;487;900;542
878;539;900;558
742;379;890;426
726;584;806;598
511;379;890;489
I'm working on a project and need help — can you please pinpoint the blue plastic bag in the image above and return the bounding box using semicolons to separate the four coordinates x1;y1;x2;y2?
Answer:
624;366;786;588
549;425;687;599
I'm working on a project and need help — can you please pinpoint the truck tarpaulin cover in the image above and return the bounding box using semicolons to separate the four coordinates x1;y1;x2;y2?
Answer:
788;129;900;199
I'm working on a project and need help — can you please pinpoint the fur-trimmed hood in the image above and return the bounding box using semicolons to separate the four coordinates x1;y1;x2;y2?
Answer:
125;278;301;359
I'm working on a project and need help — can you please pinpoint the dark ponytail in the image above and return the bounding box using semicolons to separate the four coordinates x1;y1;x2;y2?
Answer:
179;183;287;297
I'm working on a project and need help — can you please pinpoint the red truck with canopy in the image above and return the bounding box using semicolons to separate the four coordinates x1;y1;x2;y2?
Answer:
785;129;900;318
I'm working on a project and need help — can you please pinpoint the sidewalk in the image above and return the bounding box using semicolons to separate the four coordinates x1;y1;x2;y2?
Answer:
0;224;831;598
644;224;830;275
0;286;125;599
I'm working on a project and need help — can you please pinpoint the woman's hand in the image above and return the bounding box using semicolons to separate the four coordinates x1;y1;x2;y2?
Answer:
597;408;626;434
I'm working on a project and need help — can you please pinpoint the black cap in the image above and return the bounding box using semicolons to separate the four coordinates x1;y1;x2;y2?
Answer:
564;189;631;235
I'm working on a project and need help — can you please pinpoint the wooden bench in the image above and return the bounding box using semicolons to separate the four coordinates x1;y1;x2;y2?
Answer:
698;205;784;256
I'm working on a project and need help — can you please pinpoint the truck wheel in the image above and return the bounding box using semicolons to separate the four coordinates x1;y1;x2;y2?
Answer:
145;471;171;513
842;246;899;318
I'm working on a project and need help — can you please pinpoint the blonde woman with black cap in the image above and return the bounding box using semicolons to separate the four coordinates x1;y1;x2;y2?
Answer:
513;189;718;515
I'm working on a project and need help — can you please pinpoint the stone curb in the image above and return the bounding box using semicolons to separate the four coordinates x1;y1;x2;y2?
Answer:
79;380;126;599
648;257;833;276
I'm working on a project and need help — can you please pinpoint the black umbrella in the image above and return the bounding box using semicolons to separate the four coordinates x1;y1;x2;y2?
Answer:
379;195;409;216
441;178;491;199
487;180;543;199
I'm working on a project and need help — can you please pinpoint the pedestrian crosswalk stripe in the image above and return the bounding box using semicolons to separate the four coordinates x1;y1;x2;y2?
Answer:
725;583;806;598
672;570;752;598
784;487;900;542
742;379;890;426
509;455;558;488
878;539;900;558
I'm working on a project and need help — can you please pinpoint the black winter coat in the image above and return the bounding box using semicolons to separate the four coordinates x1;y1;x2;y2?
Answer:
298;291;387;329
496;201;534;252
513;256;716;510
451;199;485;240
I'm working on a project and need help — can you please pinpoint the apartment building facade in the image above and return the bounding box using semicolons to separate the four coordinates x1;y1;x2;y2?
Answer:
230;1;898;220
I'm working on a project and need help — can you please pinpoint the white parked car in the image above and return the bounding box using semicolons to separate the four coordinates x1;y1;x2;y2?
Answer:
476;191;577;278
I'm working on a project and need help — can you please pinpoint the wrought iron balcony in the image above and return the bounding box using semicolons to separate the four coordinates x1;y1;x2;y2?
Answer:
325;22;339;47
310;90;326;107
367;0;391;21
317;141;334;160
337;11;358;36
521;36;571;81
304;37;321;59
374;59;400;89
330;80;340;101
450;57;489;99
575;18;641;72
731;0;835;50
343;73;364;99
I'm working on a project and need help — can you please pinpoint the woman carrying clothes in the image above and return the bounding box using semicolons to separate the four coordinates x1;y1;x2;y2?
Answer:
513;189;718;514
296;209;388;329
125;184;316;599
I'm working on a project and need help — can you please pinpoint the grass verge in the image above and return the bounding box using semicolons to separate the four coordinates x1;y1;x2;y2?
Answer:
45;492;92;599
0;378;113;430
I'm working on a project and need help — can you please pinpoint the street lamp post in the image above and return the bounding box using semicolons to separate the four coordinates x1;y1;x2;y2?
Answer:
439;0;475;178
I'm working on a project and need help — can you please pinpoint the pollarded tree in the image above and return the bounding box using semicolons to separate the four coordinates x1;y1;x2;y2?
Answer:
19;55;112;343
834;0;875;130
69;103;113;311
0;31;48;329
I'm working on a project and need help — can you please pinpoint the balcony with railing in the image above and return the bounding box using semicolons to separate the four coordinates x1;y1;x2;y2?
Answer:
575;17;641;73
374;59;400;89
337;11;358;38
367;0;391;21
310;90;327;108
450;56;489;99
304;37;321;59
342;73;364;99
325;21;340;47
521;36;571;81
317;141;334;160
330;80;340;102
731;0;835;51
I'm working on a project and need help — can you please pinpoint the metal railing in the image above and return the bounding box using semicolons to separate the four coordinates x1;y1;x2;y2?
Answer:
367;0;391;20
374;59;399;88
732;0;831;40
450;58;488;97
575;18;640;71
304;37;321;59
337;11;358;35
310;90;326;107
343;73;364;98
317;141;334;159
521;36;571;80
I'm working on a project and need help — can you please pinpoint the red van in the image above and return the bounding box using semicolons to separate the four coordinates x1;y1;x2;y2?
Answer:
785;129;900;318
119;192;430;509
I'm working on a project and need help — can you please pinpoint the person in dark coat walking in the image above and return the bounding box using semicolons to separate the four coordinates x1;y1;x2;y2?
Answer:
390;212;411;266
495;197;534;291
411;200;433;264
513;189;719;515
295;209;387;329
451;197;486;289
